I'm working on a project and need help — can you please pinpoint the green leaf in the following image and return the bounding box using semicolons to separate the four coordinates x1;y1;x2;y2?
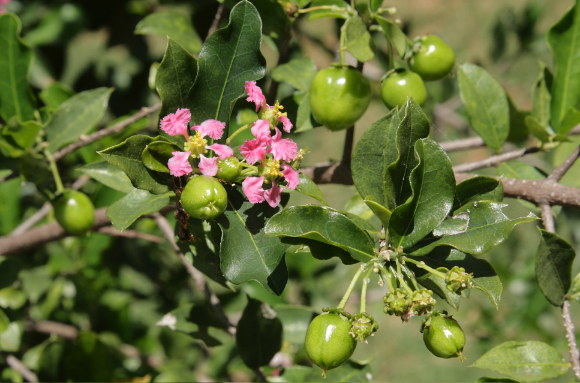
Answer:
283;237;357;265
342;15;375;62
0;322;22;352
472;341;570;382
98;135;172;195
457;63;509;151
498;161;546;180
295;173;328;205
507;94;530;143
364;198;391;228
476;377;519;383
19;152;55;197
453;176;503;212
45;88;113;153
237;297;283;369
0;308;9;333
2;120;41;149
376;16;410;57
106;189;173;231
307;0;351;20
525;115;554;143
409;202;537;256
295;91;314;132
37;340;66;382
271;58;317;91
39;82;75;110
384;100;431;210
135;11;202;55
243;0;291;39
530;62;552;129
547;0;580;132
570;272;580;302
352;109;400;208
142;140;182;173
273;304;316;344
190;1;266;142
64;331;121;382
0;13;36;123
155;38;197;146
77;161;135;193
560;107;580;134
344;193;374;221
535;229;576;306
389;138;455;250
163;303;231;347
265;205;376;263
215;187;289;295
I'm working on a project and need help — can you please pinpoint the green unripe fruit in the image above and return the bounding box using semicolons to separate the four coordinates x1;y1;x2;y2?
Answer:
410;35;455;81
310;66;372;131
305;313;357;376
381;69;427;109
216;156;241;182
181;175;228;220
422;314;465;359
53;189;95;235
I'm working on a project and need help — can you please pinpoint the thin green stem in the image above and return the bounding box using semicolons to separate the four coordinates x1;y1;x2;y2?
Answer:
44;149;64;194
337;266;366;310
395;261;414;295
402;256;447;280
298;5;354;14
378;265;395;292
240;168;257;177
387;40;394;71
401;264;420;290
360;268;373;313
226;123;252;145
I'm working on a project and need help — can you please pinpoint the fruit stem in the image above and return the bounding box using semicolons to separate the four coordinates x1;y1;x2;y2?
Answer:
226;122;252;145
402;256;447;280
44;149;64;194
396;260;414;295
387;40;394;71
400;263;420;290
337;265;366;310
377;264;395;292
360;268;373;313
339;24;347;66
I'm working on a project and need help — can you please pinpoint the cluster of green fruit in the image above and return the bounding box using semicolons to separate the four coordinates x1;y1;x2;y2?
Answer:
309;34;455;131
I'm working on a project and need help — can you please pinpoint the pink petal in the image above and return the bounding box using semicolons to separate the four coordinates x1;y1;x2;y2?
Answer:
168;151;192;177
279;115;293;133
281;165;300;190
264;181;284;208
245;81;266;112
160;108;191;136
269;128;298;162
206;143;234;160
239;138;268;165
193;119;226;140
242;176;265;204
199;154;218;176
251;119;272;144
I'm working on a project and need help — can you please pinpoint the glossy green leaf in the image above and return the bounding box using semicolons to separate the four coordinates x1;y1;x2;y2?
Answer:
45;88;113;153
283;237;357;265
364;198;391;228
457;63;509;151
535;229;576;306
271;58;317;91
0;13;36;123
77;161;134;193
142;140;182;173
352;109;400;209
190;1;266;142
530;62;552;129
163;303;231;347
135;11;202;55
376;16;410;57
2;120;41;149
344;193;374;221
98;135;172;195
106;189;173;231
389;138;455;250
307;0;351;20
547;0;580;132
155;38;196;146
273;304;316;344
295;173;328;205
472;341;570;382
0;308;9;333
216;187;289;295
265;205;376;262
384;100;430;210
242;0;291;39
453;176;503;212
432;215;469;236
39;82;75;110
237;297;283;369
343;15;375;62
560;107;580;134
410;202;537;256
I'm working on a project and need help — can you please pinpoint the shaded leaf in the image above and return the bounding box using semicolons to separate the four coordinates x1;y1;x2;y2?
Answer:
77;161;134;193
472;341;570;382
271;58;317;91
0;308;8;333
142;140;182;173
364;198;391;228
295;172;328;205
525;115;554;143
344;193;374;221
2;120;41;149
135;11;202;55
242;0;291;39
273;304;316;344
569;272;580;302
39;82;75;109
163;303;231;347
535;229;576;306
376;16;409;57
307;0;351;20
64;331;122;382
507;94;530;143
530;62;552;128
343;15;375;62
453;176;503;212
457;63;509;151
283;237;357;265
106;189;173;231
295;91;314;132
476;377;519;383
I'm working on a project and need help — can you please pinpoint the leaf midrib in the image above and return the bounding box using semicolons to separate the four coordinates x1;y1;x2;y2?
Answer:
558;7;580;124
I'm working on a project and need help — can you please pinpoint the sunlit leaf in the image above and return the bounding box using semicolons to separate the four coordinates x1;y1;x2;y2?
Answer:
135;11;202;55
106;189;173;231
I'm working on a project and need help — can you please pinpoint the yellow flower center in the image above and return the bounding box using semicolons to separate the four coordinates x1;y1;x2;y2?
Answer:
184;131;207;158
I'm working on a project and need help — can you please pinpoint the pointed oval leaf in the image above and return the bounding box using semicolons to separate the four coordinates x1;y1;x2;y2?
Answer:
106;189;173;231
295;172;328;205
458;63;509;151
77;161;134;193
39;82;75;110
530;62;552;128
472;341;570;382
376;16;410;57
283;237;358;265
364;198;391;228
271;58;317;91
525;115;553;143
535;229;576;306
135;11;202;55
343;15;375;62
453;176;503;212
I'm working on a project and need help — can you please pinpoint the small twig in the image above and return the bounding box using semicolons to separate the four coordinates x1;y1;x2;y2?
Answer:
25;320;79;339
453;147;540;173
5;355;38;383
341;127;355;166
206;4;226;41
97;226;164;243
563;300;580;379
549;146;580;183
439;136;485;152
53;103;160;161
539;201;555;233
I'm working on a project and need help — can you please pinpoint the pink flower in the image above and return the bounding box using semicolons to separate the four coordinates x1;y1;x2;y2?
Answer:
281;165;300;189
206;144;233;160
251;119;272;144
279;115;293;133
242;176;265;204
269;128;297;162
245;81;266;112
199;154;218;176
168;151;192;177
239;138;268;165
160;108;191;136
193;119;225;140
264;181;284;208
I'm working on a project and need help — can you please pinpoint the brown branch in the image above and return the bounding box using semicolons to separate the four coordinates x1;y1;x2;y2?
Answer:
549;146;580;183
206;4;226;41
563;300;580;380
539;201;555;233
439;136;485;152
97;226;164;243
5;355;38;382
52;103;161;161
453;147;540;173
